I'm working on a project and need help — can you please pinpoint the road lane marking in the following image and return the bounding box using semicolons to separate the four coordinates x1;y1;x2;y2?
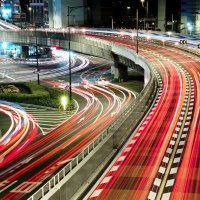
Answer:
0;180;17;193
11;182;42;193
90;189;103;198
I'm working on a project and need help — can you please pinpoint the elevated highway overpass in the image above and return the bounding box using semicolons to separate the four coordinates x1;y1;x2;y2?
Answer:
0;28;199;200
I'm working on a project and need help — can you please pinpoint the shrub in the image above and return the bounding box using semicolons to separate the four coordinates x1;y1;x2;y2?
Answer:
0;82;66;108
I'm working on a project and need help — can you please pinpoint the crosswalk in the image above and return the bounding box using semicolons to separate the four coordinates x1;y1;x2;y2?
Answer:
20;103;75;135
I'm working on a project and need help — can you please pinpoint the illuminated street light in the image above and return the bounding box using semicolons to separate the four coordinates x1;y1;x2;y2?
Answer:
141;0;149;30
81;28;86;33
136;8;139;54
119;31;124;36
187;22;191;27
61;96;68;111
167;31;171;38
162;39;165;46
32;7;40;85
141;0;145;7
146;35;151;40
28;7;32;24
187;24;192;35
2;42;7;49
67;5;86;108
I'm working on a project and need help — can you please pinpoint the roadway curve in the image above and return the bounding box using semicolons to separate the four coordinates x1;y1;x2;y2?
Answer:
0;51;90;83
0;74;136;199
87;33;199;199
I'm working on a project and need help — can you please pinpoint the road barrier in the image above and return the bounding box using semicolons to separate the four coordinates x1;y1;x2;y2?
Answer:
27;71;157;200
0;29;158;200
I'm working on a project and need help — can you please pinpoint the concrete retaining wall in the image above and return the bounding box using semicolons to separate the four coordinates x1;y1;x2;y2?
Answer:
0;30;149;83
0;30;156;200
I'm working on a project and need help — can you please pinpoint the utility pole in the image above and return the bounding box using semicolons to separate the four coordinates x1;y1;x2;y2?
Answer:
111;16;114;29
67;6;72;106
136;8;139;54
67;5;87;107
34;7;40;85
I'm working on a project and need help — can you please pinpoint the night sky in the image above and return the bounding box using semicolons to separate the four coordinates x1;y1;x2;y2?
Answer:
19;0;181;19
18;0;181;29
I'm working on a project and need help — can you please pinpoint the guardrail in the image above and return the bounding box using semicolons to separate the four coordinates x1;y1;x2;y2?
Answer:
0;28;158;199
27;129;110;200
16;57;59;66
27;71;156;200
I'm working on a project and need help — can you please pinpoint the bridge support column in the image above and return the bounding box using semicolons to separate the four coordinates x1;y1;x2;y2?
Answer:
144;69;150;87
111;62;128;82
21;46;29;58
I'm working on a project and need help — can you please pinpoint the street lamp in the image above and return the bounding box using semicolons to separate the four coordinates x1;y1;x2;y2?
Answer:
167;31;171;38
129;6;139;54
141;0;148;30
61;96;68;111
67;5;86;107
187;23;192;35
28;7;32;24
33;7;40;85
136;8;139;54
111;16;114;29
171;14;174;32
188;25;192;36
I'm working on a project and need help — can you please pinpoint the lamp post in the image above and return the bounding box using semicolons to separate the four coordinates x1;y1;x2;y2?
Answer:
167;31;171;38
188;25;192;36
111;16;114;29
141;0;148;30
33;7;40;85
146;1;148;29
67;6;72;106
187;23;192;35
67;5;86;107
130;6;139;54
28;7;32;24
136;8;139;54
141;0;145;29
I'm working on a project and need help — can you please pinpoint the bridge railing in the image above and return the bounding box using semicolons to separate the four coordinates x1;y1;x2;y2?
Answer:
27;72;157;200
0;28;157;200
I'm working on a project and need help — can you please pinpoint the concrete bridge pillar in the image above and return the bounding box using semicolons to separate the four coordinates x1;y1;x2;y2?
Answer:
21;46;29;58
111;62;128;82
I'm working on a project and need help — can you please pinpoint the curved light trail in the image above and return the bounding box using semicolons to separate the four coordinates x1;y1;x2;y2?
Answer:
0;101;38;161
86;31;199;200
0;76;136;199
1;51;90;83
1;28;199;199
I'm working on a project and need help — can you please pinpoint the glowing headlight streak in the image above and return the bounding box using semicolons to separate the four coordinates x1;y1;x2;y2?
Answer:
0;101;38;163
1;51;90;83
0;75;137;200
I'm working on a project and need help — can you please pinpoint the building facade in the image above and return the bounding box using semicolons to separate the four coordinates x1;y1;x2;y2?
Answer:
157;0;166;31
48;0;114;28
0;0;21;20
48;0;85;28
181;0;200;35
29;0;48;26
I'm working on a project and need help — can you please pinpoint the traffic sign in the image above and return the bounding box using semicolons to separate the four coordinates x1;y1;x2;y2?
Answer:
180;40;187;44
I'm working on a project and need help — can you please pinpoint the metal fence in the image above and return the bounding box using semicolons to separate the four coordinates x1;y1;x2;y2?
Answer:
27;70;156;200
0;29;157;200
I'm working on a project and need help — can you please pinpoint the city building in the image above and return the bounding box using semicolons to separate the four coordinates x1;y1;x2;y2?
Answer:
29;0;48;26
48;0;157;29
181;0;200;35
48;0;85;28
0;0;21;20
